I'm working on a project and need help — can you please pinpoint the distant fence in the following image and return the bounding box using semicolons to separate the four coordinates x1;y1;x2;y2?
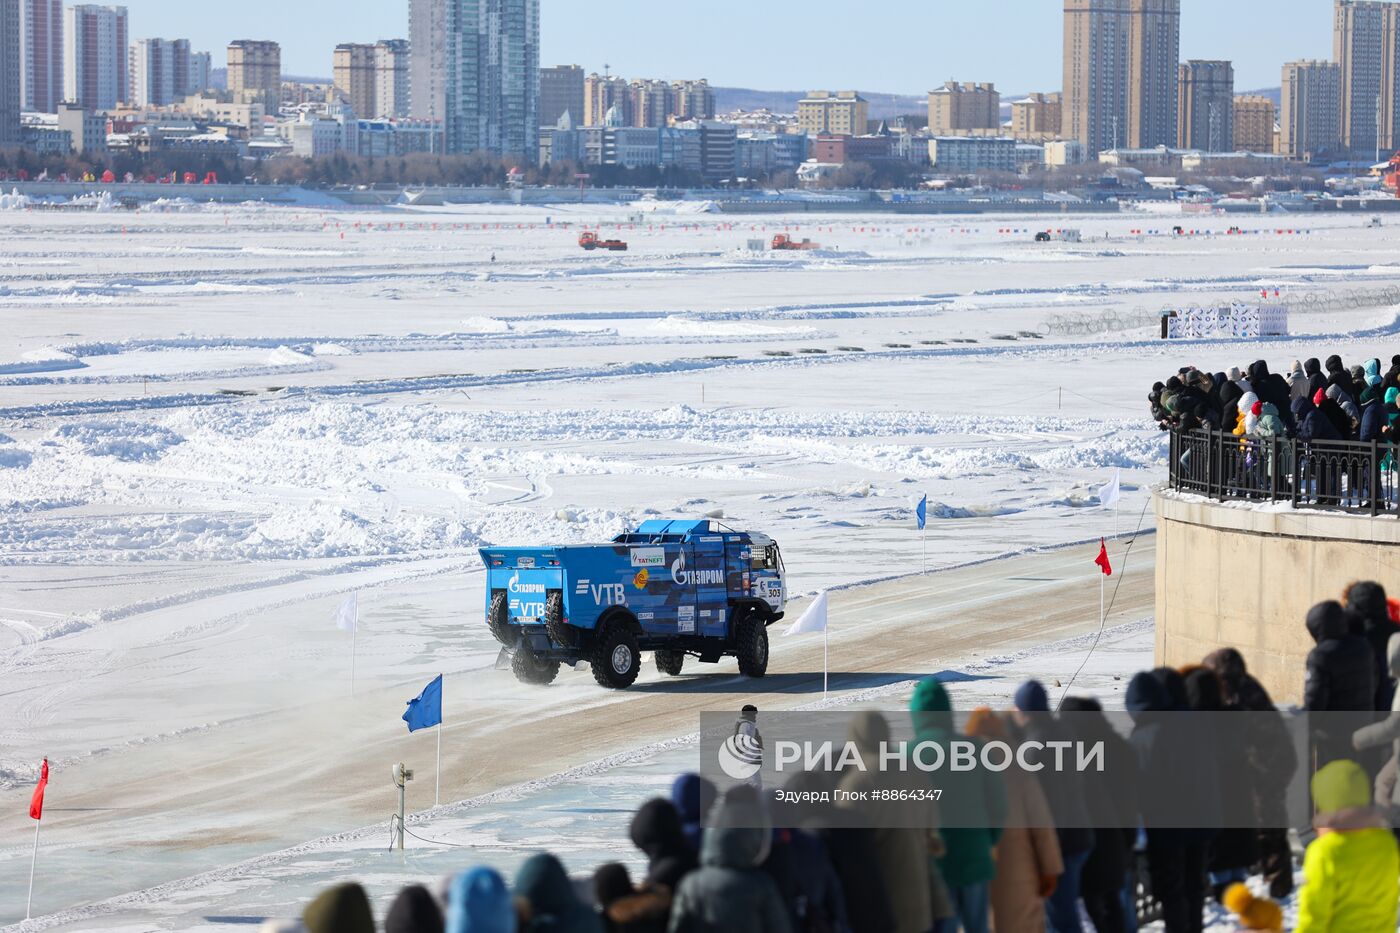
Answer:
1168;427;1399;516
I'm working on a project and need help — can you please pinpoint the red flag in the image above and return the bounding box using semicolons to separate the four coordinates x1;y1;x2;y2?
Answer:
29;758;48;821
1094;539;1113;577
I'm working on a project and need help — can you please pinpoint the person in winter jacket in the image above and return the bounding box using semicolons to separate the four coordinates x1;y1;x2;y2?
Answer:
1288;359;1310;402
1305;358;1328;399
1325;384;1360;434
515;853;604;933
910;677;1006;933
1353;632;1400;819
1222;884;1283;931
1202;648;1297;899
387;884;446;933
1344;580;1397;711
629;799;698;888
1011;680;1090;933
1253;402;1285;437
764;825;850;933
1365;358;1384;390
1249;360;1294;430
668;786;792;933
1305;600;1378;770
448;867;516;933
1060;696;1140;933
835;710;939;933
1184;668;1258;900
593;863;672;933
1126;671;1219;933
966;708;1062;933
1293;395;1342;444
303;883;376;933
1315;388;1352;440
1385;387;1400;441
670;774;714;856
1296;759;1400;933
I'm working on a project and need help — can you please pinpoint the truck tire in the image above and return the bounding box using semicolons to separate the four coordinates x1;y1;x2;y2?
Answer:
655;650;685;676
487;591;511;646
511;647;560;686
544;591;574;648
735;612;770;678
591;622;640;689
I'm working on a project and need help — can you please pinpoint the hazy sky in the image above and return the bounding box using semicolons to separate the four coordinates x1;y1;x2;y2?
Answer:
120;0;1333;93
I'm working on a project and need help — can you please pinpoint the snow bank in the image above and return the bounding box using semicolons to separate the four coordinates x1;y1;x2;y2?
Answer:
0;346;87;375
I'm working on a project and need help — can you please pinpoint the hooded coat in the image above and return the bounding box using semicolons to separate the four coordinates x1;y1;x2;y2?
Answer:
1125;672;1222;846
1250;360;1294;430
516;854;604;933
908;678;1007;889
670;774;712;856
1353;633;1400;810
764;827;849;933
1360;388;1385;443
1345;581;1397;710
304;883;376;933
835;710;935;933
1305;600;1377;714
630;799;698;888
669;791;791;933
1059;697;1138;900
1288;361;1311;401
1305;358;1328;398
387;885;446;933
1293;396;1343;443
1202;648;1296;825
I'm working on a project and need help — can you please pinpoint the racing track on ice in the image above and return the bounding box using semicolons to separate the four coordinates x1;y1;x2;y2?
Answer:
0;535;1155;929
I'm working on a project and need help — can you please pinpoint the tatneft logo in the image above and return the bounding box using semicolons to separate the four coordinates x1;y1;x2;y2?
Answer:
630;547;666;568
671;551;725;586
507;573;546;595
767;740;1107;774
717;732;763;781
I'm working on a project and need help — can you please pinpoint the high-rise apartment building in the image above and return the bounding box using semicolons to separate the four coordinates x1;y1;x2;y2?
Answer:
1;0;19;147
630;79;672;128
1011;92;1062;139
928;81;1001;134
189;50;210;94
1334;0;1400;157
334;41;409;119
1177;60;1234;151
227;39;280;102
130;38;195;106
671;79;714;120
539;64;583;126
19;0;61;113
1233;95;1276;153
408;0;538;156
1063;0;1180;155
583;72;629;126
1281;59;1343;160
64;5;127;110
797;90;868;136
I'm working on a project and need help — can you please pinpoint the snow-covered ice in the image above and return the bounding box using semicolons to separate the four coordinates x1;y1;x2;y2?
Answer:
2;201;1398;928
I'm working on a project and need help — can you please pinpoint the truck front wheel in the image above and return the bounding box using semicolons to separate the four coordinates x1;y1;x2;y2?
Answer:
512;647;560;686
591;622;641;689
735;612;770;678
655;650;685;676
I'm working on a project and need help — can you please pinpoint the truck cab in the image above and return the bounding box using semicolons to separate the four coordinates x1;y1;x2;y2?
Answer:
479;519;786;689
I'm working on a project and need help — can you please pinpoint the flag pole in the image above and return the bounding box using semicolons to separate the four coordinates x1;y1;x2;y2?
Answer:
921;524;927;574
350;623;357;696
823;622;828;700
435;721;442;807
26;819;39;920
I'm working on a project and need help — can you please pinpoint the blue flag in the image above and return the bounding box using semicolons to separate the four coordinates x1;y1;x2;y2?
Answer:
403;674;443;732
916;495;928;531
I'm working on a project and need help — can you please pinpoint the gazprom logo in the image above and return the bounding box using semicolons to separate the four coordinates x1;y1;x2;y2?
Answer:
508;572;545;595
671;551;725;586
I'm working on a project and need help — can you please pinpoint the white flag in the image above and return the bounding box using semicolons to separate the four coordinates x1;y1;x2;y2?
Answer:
1098;469;1121;509
783;590;829;637
335;593;358;633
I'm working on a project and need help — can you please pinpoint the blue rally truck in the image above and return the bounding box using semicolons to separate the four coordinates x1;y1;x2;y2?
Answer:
479;519;786;688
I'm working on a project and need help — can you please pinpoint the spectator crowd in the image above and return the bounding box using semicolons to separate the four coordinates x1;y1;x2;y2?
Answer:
251;578;1400;933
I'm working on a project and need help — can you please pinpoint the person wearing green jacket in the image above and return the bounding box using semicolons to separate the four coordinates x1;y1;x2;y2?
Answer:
1296;759;1400;932
910;677;1007;933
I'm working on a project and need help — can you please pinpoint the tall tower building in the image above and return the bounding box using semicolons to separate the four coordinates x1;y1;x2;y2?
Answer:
374;39;409;118
409;0;539;156
130;38;192;106
1;0;19;147
1281;59;1343;160
20;0;62;113
1063;0;1180;154
333;43;376;117
539;64;583;127
1334;0;1400;157
334;40;409;118
188;50;210;94
63;4;127;110
1177;60;1234;151
227;39;280;103
583;72;630;126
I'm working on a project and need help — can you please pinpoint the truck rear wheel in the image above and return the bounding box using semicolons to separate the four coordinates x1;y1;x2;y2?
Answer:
735;612;770;678
591;622;640;689
655;650;685;676
511;647;560;686
488;591;511;646
544;591;574;648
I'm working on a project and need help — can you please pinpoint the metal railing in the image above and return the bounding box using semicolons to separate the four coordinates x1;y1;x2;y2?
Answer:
1168;428;1400;516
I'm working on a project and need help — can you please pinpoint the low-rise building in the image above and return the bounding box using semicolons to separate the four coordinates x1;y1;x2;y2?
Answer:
928;81;1000;134
1012;92;1062;140
1043;138;1087;166
927;135;1016;172
19;113;72;153
1178;150;1290;171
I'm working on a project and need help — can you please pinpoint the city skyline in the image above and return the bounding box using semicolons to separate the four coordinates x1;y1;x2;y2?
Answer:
95;0;1332;93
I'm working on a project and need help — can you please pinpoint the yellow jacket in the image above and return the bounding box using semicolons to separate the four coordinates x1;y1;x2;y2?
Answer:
1296;827;1400;932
